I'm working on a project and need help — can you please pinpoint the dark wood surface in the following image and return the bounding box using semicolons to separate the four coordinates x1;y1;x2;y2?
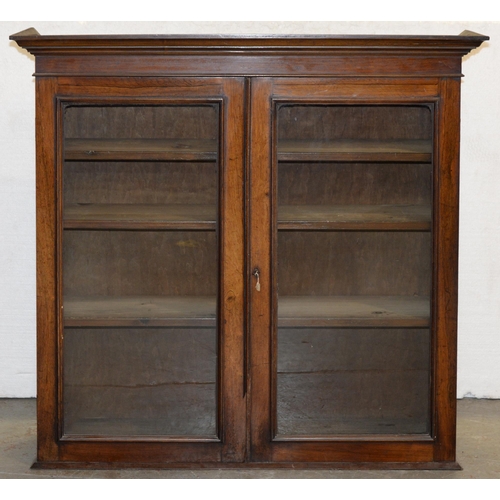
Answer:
278;295;430;328
11;30;487;79
12;28;487;468
432;78;461;463
63;231;218;297
63;204;216;230
65;138;217;161
62;294;429;328
278;139;432;162
35;77;59;463
278;204;431;230
63;296;216;327
63;328;217;438
63;203;430;230
277;328;430;436
278;231;431;296
64;137;430;162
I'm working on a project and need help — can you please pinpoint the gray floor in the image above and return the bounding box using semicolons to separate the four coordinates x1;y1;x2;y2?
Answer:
0;398;499;478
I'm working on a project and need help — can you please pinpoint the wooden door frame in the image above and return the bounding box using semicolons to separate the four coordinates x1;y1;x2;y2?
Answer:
247;76;460;467
34;76;247;466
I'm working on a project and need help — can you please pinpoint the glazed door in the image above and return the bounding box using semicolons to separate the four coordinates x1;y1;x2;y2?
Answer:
43;77;246;464
248;78;452;464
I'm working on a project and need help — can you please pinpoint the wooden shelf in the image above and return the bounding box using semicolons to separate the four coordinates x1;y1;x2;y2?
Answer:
64;203;430;230
278;295;430;327
64;138;217;162
64;295;429;328
64;204;216;230
64;138;431;163
277;139;432;163
64;296;217;328
278;205;431;231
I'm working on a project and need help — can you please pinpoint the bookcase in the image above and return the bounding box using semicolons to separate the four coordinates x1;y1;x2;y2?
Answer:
11;28;487;469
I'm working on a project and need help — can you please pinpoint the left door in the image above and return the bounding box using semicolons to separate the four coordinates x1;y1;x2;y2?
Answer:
36;77;246;465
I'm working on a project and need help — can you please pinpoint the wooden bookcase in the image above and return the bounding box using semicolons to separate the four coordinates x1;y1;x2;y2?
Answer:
11;28;487;469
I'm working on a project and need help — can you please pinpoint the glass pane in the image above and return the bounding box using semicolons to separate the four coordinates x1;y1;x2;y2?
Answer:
62;104;219;438
64;328;216;436
276;104;433;436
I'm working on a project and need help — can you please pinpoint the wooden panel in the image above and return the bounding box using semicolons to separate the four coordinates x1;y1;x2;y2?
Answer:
64;162;217;206
63;231;217;296
277;328;430;436
64;295;216;327
34;54;463;77
64;105;218;140
36;77;59;462
278;139;432;163
248;78;274;462
277;372;429;436
278;163;432;207
55;77;226;98
269;440;434;463
272;79;440;99
433;78;461;462
64;204;216;230
63;328;217;437
218;78;246;462
278;232;432;296
278;328;429;372
278;204;431;231
278;295;429;328
277;105;432;141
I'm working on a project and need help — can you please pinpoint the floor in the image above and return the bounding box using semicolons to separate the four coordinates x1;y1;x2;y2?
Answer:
0;398;499;479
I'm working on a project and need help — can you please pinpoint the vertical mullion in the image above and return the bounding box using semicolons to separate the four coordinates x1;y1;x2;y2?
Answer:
220;78;247;462
248;78;274;462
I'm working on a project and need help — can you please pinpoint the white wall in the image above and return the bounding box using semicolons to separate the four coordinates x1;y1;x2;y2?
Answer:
1;21;499;398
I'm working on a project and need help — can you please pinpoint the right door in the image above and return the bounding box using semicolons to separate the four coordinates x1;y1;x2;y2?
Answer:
249;78;455;465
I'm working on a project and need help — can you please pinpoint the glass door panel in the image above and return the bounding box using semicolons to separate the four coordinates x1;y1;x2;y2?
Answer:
62;104;220;438
275;104;433;437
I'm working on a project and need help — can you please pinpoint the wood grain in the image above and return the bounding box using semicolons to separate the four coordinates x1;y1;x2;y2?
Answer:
64;162;217;206
63;231;217;297
64;105;218;140
63;294;429;328
65;138;217;161
65;138;430;162
276;328;430;436
278;295;430;328
278;231;432;297
63;328;217;437
36;77;59;462
63;295;216;327
432;78;461;462
64;204;216;229
278;139;432;162
63;203;430;230
278;204;431;230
